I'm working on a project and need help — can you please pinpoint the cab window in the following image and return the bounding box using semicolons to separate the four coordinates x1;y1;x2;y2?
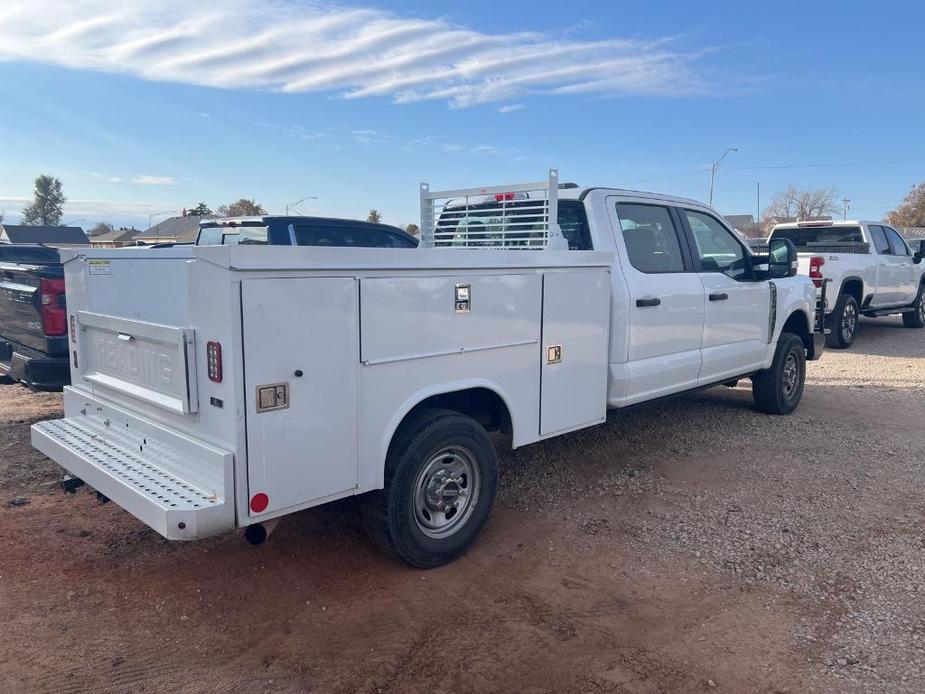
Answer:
684;210;751;280
885;226;910;256
615;203;685;273
868;225;891;255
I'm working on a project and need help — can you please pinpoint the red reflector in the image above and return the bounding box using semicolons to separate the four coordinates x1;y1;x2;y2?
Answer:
250;493;269;513
40;278;67;336
206;341;223;382
494;192;515;201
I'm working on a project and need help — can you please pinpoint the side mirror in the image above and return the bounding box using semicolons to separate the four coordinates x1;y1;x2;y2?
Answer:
914;239;925;264
768;237;798;278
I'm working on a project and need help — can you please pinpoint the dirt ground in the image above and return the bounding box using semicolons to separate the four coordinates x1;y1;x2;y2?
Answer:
1;317;923;693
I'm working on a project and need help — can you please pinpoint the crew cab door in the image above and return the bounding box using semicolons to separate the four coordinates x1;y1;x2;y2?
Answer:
867;224;900;305
607;200;704;403
884;226;920;304
679;209;771;383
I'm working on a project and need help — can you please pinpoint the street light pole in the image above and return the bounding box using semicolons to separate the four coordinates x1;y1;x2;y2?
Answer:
286;195;317;215
709;147;738;207
842;198;850;220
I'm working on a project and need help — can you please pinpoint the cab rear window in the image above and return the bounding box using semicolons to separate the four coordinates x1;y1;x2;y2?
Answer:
770;226;863;247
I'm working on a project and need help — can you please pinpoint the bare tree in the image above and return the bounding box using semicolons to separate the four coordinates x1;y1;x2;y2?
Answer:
886;182;925;228
762;185;839;222
405;223;420;237
216;198;266;217
21;174;66;225
367;209;382;224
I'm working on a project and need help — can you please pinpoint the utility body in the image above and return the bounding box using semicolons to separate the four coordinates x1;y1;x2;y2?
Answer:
769;220;925;347
33;173;822;566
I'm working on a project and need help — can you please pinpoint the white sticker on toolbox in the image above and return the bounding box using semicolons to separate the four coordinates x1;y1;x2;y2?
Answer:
88;259;111;275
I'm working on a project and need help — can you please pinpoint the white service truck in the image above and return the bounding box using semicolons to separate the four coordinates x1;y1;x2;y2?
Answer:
32;172;823;567
768;220;925;348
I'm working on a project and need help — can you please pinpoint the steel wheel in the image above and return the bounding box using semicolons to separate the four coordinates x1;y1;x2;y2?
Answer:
781;352;800;402
413;446;480;539
840;302;857;342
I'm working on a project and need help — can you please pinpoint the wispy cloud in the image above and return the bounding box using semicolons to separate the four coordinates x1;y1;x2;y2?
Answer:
498;104;526;113
132;175;175;185
79;170;123;183
0;1;710;108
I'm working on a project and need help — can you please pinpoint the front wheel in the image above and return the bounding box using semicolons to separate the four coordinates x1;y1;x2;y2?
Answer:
752;332;806;415
902;285;925;328
361;408;499;568
825;293;859;348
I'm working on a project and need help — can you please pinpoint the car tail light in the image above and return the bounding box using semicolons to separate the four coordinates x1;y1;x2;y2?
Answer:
809;256;825;288
40;278;67;336
809;255;825;287
206;341;223;382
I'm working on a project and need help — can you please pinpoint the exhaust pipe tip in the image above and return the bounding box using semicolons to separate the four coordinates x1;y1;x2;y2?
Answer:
244;518;279;546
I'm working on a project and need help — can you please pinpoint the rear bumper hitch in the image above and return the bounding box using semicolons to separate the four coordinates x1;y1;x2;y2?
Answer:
60;475;85;494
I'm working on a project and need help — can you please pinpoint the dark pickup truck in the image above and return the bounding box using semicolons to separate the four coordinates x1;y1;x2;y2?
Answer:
0;244;69;389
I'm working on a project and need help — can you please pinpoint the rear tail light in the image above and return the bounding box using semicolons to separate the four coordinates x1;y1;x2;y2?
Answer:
40;278;67;336
494;192;516;202
809;256;825;288
206;341;223;382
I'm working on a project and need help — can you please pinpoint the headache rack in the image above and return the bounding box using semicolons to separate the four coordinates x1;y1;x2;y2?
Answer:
420;169;567;250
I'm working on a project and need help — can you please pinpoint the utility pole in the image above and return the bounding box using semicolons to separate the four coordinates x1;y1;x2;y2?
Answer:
709;147;738;207
842;198;850;220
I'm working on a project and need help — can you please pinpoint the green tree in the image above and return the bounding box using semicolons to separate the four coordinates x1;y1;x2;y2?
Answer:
405;223;420;236
886;182;925;228
186;202;213;217
217;198;266;217
367;209;382;223
21;175;66;225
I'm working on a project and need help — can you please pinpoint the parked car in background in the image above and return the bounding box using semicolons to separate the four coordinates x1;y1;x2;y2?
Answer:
196;216;419;248
0;244;69;388
768;220;925;348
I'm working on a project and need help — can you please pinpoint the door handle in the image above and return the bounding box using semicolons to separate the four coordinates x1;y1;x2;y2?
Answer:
635;297;661;307
709;292;729;301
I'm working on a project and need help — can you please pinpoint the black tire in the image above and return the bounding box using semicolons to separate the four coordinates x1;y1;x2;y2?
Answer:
825;293;858;348
361;408;499;568
752;332;806;415
902;284;925;328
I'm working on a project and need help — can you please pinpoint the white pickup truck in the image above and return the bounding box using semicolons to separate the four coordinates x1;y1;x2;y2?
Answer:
769;220;925;348
32;172;823;567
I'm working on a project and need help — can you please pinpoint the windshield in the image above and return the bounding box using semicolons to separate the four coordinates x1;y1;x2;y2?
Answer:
770;225;863;247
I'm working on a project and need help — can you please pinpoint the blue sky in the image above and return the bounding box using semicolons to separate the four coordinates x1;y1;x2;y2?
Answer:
0;0;923;229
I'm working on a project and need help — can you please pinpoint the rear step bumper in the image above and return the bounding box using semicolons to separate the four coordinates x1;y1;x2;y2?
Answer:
31;389;234;540
0;340;70;389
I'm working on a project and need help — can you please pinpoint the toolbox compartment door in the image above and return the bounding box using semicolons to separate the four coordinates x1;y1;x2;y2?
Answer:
242;277;359;516
540;270;610;436
77;311;198;415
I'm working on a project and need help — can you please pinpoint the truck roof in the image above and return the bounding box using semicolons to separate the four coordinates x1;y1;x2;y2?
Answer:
199;215;408;234
771;220;877;229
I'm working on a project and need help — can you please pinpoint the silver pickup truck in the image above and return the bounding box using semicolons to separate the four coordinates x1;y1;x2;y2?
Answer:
769;220;925;348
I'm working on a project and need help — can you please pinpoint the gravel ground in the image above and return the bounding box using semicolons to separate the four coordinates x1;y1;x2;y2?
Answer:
1;316;923;692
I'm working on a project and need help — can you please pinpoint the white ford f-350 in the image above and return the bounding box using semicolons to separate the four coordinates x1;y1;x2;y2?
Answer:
769;220;925;348
32;172;823;567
